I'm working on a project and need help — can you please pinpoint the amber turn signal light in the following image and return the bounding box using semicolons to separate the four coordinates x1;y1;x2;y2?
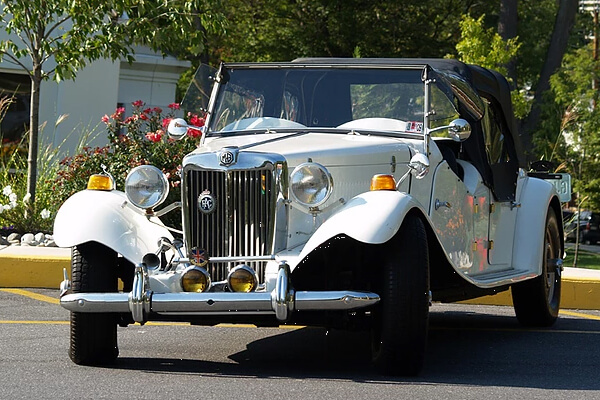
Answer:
370;174;396;191
87;174;114;191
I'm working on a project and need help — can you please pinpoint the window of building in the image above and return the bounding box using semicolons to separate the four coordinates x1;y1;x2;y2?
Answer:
0;72;31;143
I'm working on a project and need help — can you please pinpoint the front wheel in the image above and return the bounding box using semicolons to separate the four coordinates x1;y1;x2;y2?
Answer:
512;208;562;327
69;242;119;365
371;214;430;376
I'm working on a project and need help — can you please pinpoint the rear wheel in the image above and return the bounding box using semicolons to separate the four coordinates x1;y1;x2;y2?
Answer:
69;242;119;365
512;208;561;327
371;214;430;376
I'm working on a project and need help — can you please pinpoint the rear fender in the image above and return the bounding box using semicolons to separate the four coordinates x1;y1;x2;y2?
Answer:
53;190;174;264
299;190;426;260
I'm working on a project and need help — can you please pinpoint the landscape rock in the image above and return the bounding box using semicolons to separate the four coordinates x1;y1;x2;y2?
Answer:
7;233;21;243
21;233;35;245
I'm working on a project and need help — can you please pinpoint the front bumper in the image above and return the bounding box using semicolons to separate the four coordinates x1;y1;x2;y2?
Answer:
60;262;380;324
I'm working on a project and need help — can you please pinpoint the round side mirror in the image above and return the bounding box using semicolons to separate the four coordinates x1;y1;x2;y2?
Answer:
448;119;471;142
167;118;189;140
409;153;430;179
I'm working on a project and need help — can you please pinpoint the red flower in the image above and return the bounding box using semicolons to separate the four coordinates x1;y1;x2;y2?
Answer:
162;118;171;129
115;107;125;115
187;127;202;138
143;108;152;114
101;114;110;124
153;107;163;114
168;103;180;110
145;132;162;143
132;100;144;107
189;114;205;127
139;113;148;121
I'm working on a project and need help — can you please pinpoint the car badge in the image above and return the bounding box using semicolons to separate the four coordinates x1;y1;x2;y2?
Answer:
198;190;217;214
219;147;238;166
189;247;209;267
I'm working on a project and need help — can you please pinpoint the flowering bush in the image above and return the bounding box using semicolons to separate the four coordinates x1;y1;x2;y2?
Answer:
52;100;205;229
0;181;55;234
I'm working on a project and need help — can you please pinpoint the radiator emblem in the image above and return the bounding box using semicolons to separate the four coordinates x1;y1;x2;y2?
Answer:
198;190;216;214
189;247;209;267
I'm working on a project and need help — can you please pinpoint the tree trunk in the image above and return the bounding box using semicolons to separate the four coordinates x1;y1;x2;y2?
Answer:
27;66;42;203
520;0;578;162
498;0;518;87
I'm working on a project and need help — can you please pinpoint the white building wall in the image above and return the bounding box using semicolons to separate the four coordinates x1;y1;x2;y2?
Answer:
0;25;190;157
38;59;121;154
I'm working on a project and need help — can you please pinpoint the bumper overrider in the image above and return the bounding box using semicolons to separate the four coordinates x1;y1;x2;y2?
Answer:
60;261;380;324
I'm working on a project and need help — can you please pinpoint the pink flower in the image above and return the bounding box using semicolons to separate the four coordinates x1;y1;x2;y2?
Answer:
139;113;148;121
168;103;180;110
124;116;134;124
115;107;125;115
132;100;144;107
162;118;171;129
101;115;110;124
145;131;162;143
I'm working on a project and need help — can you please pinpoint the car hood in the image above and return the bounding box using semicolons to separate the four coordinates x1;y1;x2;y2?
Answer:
189;132;415;170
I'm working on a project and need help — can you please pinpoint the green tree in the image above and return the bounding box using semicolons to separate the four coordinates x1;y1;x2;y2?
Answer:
550;44;600;210
213;0;494;62
0;0;225;203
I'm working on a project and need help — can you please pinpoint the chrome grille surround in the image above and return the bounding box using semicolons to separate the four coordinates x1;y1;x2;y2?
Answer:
182;151;288;284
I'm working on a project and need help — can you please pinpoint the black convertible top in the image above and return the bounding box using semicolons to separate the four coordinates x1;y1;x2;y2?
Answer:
293;58;526;169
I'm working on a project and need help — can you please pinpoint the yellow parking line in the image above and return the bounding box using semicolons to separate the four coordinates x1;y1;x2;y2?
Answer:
560;310;600;321
0;288;59;304
0;320;68;324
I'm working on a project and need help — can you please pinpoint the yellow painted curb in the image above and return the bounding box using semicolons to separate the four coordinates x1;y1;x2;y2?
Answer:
1;252;599;310
460;278;600;310
0;254;71;289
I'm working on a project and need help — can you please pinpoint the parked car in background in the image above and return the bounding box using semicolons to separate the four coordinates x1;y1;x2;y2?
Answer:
565;211;600;244
54;58;569;376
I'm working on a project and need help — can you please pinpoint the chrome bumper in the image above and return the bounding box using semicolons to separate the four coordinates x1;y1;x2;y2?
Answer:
60;262;380;324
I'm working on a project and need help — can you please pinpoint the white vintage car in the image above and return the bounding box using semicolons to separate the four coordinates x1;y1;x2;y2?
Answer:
54;58;568;376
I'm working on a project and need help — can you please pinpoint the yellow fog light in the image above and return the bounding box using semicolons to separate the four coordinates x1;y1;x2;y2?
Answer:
181;266;211;292
227;265;258;293
87;174;114;191
370;174;396;191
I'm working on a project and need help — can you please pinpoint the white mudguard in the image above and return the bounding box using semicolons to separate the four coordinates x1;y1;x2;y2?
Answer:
512;177;559;276
299;190;426;260
53;190;174;264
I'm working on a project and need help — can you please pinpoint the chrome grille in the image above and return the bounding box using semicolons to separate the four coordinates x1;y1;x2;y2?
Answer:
184;166;276;283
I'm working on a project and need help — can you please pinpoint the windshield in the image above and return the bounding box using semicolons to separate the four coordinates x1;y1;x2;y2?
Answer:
205;67;427;134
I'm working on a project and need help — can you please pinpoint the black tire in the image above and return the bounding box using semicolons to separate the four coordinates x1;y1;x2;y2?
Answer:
512;208;561;327
69;242;119;365
371;214;430;376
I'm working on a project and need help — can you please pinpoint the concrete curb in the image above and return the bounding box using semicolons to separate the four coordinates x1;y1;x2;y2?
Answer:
1;246;599;310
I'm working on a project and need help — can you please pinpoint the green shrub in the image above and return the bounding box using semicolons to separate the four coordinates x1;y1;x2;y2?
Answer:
52;101;204;230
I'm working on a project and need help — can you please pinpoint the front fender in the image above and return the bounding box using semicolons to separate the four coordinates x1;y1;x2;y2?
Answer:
53;190;174;264
299;190;426;259
512;177;561;276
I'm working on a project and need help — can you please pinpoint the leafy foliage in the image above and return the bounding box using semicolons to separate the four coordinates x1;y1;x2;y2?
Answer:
53;101;204;229
549;44;600;210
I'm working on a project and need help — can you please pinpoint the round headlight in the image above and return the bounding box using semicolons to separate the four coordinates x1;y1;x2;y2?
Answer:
290;162;333;207
125;165;169;209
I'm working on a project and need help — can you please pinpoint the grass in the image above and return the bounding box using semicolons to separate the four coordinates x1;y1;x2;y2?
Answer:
564;246;600;270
